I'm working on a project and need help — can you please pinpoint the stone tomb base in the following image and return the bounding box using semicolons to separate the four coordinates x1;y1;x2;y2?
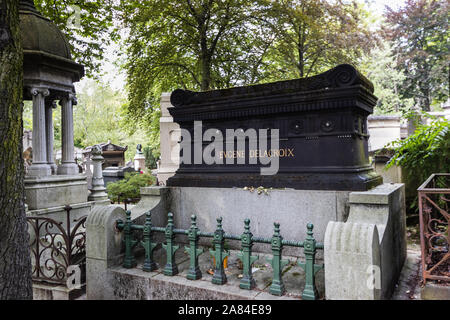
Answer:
108;248;324;300
86;184;407;300
25;174;89;210
168;186;350;256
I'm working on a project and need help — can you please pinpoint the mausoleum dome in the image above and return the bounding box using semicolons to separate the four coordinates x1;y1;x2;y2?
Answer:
19;0;84;98
19;0;72;60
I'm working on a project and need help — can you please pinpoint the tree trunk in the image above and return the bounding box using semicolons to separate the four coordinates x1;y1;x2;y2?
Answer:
199;34;211;91
200;54;211;91
0;0;33;300
298;27;304;78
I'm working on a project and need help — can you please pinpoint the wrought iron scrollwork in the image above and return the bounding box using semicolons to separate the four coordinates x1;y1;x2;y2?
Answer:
27;209;87;285
418;174;450;283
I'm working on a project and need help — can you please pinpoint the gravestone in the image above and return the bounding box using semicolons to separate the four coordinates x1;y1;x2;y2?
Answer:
167;64;382;191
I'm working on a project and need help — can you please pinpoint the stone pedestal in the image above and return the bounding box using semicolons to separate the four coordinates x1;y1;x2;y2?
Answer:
134;153;146;172
25;175;89;210
88;146;108;201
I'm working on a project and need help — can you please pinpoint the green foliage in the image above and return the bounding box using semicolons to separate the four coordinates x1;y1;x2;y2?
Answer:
119;0;376;147
386;117;450;180
144;146;158;170
73;79;150;162
383;0;449;111
360;43;414;115
106;172;155;202
385;116;450;211
262;0;376;80
34;0;119;76
120;0;274;150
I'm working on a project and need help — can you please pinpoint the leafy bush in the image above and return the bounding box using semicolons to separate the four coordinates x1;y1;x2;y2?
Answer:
386;116;450;213
106;172;155;203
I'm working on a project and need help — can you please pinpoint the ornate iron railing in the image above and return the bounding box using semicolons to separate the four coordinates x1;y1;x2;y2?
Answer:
27;205;87;285
418;173;450;284
116;211;324;300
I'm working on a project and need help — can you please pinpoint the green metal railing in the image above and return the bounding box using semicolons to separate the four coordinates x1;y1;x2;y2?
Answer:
116;211;324;300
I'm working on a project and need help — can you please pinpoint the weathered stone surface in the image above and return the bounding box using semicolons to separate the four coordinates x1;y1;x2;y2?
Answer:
348;183;407;299
25;174;89;210
86;205;126;300
168;186;349;257
108;248;322;300
324;183;406;300
129;186;170;227
324;222;381;300
157;92;180;185
32;282;85;300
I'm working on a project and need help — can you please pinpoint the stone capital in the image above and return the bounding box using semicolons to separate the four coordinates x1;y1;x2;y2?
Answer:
70;93;78;106
59;93;78;106
30;87;50;97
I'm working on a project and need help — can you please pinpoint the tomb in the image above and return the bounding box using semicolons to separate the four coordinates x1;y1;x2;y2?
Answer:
167;64;382;191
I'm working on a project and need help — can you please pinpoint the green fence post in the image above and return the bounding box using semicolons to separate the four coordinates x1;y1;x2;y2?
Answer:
237;219;258;290
185;215;204;280
142;211;158;272
267;222;289;296
123;210;137;268
298;223;323;300
162;212;179;276
209;217;229;285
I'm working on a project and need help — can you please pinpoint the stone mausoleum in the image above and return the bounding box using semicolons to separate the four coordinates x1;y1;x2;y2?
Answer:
20;1;109;299
20;0;92;213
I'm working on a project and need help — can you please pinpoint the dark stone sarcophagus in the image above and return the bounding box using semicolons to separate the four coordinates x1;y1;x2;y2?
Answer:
167;64;382;191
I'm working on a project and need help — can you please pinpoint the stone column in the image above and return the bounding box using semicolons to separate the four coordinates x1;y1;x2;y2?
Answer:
27;87;51;177
45;99;57;174
57;93;79;175
88;145;108;201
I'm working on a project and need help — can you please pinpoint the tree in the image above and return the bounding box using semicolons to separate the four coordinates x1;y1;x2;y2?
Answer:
73;79;151;162
360;42;414;115
262;0;376;80
384;0;449;111
0;0;33;299
120;0;271;124
34;0;119;76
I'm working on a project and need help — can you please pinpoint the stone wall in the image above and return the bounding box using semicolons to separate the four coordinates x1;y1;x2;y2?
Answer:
324;183;406;300
168;186;350;256
86;184;406;300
